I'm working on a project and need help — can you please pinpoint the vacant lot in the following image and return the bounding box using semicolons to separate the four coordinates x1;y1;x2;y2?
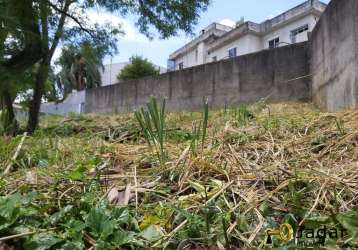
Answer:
0;102;357;249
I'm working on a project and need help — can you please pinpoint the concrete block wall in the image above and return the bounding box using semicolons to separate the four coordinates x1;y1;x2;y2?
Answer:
311;0;358;111
40;90;85;115
85;42;310;113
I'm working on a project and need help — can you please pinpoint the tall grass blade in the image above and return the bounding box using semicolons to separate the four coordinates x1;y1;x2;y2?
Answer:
201;100;209;152
134;96;167;166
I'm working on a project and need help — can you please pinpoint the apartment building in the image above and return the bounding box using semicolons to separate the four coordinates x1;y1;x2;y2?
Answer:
168;0;326;71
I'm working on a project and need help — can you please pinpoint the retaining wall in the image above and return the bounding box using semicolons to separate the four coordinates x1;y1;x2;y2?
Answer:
311;0;358;111
85;42;310;113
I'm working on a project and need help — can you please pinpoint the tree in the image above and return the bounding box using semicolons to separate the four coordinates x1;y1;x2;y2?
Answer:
0;0;43;134
2;0;211;134
26;0;121;133
56;43;105;100
0;0;43;73
118;56;160;81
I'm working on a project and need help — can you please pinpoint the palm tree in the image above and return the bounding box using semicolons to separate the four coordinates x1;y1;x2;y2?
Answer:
56;43;104;100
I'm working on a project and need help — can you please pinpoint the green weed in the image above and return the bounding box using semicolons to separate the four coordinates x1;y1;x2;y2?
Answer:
189;100;209;156
135;96;168;166
335;117;346;135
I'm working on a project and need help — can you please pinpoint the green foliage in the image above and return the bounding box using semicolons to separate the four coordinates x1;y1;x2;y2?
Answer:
91;0;211;39
166;128;192;143
235;105;254;125
118;56;160;81
221;104;254;127
135;96;168;166
0;192;146;249
336;206;358;243
335;117;345;135
15;66;59;105
0;109;11;135
86;207;116;239
56;42;105;98
189;100;209;156
24;233;63;250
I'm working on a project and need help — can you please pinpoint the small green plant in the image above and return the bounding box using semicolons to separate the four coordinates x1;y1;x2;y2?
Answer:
190;122;201;156
236;104;254;125
202;100;209;151
335;117;345;135
0;109;15;135
261;116;281;131
189;100;209;156
135;96;168;165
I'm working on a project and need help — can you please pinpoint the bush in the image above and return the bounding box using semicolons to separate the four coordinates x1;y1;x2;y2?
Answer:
117;56;160;81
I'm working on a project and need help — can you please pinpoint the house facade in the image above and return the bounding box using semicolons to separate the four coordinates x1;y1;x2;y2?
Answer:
168;0;326;71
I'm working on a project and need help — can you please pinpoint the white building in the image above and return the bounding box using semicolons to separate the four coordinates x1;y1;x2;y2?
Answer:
100;62;130;86
168;0;327;71
101;62;167;86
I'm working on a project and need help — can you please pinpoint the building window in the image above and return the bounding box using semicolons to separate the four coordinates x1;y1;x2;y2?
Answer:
167;59;176;71
212;56;217;62
178;62;184;70
268;37;280;49
290;24;309;43
228;47;237;58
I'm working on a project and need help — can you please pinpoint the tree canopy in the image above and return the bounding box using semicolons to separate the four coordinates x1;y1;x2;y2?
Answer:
56;42;105;100
118;56;160;81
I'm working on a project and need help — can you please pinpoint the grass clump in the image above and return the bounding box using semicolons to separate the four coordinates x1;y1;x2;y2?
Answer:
189;100;209;157
135;96;168;166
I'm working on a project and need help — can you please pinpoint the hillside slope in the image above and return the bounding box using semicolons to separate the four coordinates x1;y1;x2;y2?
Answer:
0;102;357;249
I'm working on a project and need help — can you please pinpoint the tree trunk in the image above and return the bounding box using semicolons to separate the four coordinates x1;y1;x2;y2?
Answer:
26;0;71;134
27;61;49;133
0;94;4;110
2;88;18;135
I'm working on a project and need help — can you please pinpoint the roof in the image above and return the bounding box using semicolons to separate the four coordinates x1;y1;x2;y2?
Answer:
208;0;327;53
259;0;326;34
169;23;234;59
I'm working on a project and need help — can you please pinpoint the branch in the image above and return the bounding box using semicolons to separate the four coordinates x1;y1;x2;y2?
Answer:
48;0;72;58
40;0;49;53
46;0;96;44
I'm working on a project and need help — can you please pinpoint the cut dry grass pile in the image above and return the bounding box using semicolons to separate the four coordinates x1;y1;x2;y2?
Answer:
0;102;357;249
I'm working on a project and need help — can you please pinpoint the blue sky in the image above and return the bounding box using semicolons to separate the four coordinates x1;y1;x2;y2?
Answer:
104;0;330;67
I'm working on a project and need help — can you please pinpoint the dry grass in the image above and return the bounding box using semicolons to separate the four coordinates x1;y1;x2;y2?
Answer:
0;102;357;249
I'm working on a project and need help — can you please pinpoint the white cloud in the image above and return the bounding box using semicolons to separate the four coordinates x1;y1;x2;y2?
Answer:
219;19;236;28
61;8;186;66
86;10;150;44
